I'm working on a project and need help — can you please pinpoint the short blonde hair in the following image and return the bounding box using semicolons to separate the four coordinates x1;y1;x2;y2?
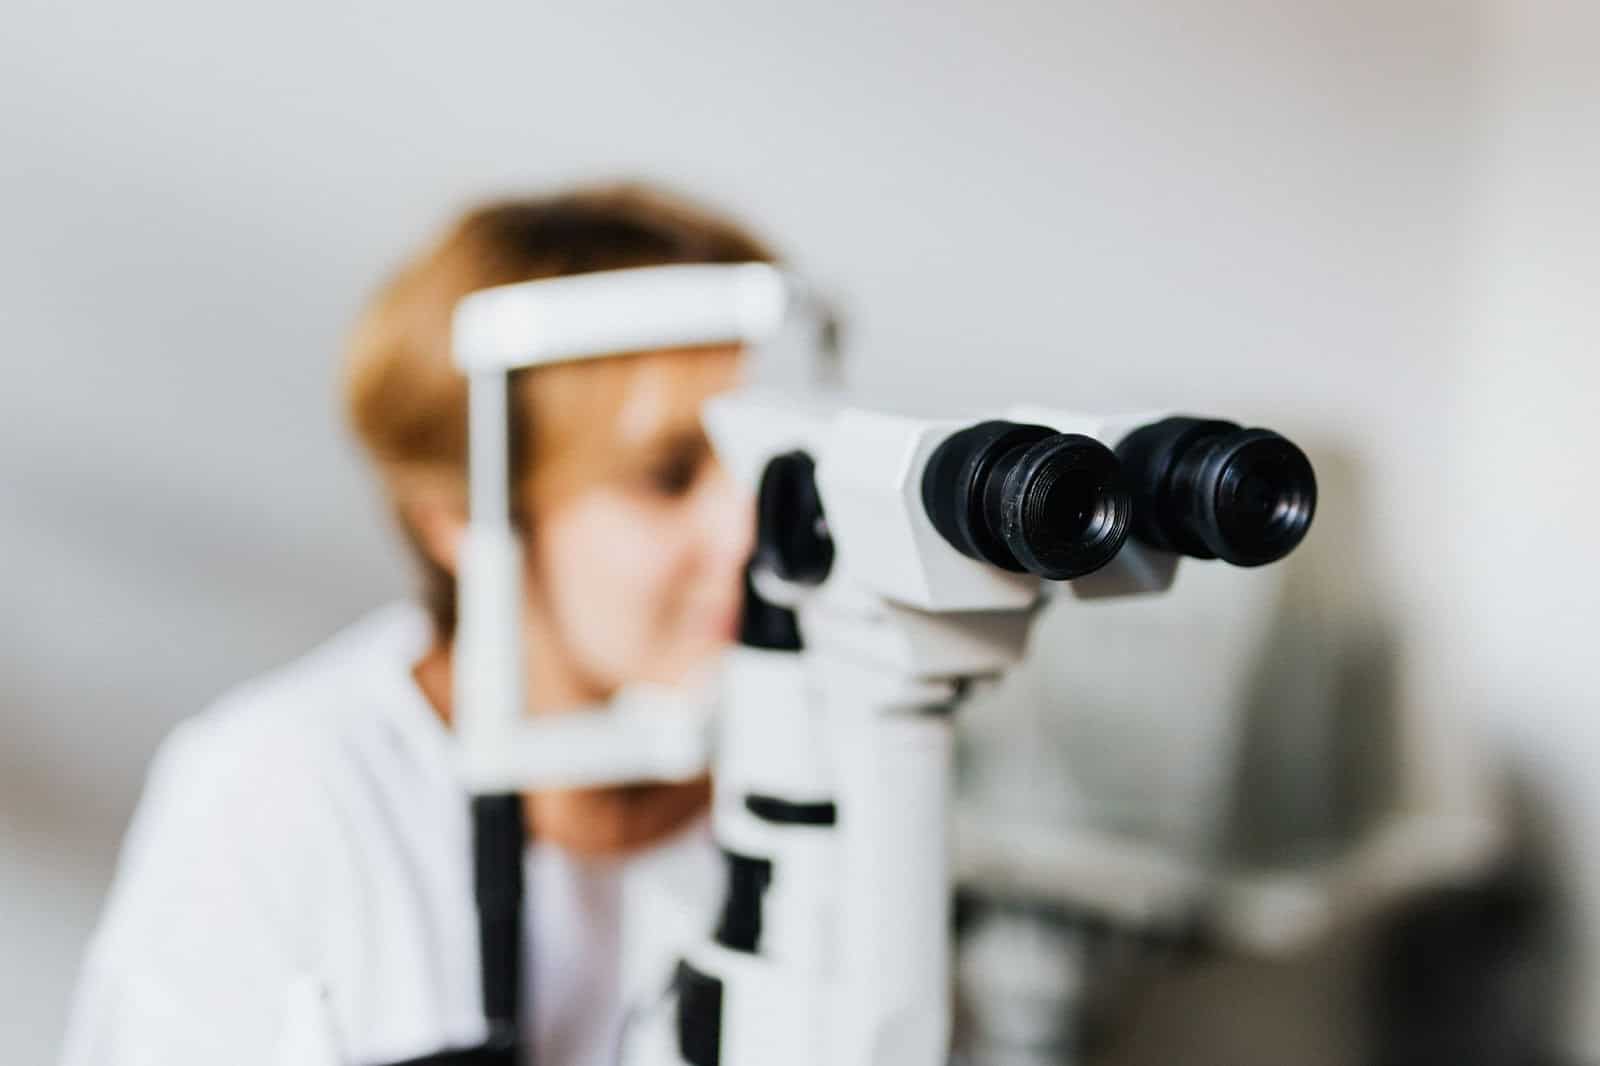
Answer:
344;182;777;636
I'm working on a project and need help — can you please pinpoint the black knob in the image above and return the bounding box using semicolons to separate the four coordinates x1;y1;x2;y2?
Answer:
1116;416;1317;567
921;421;1131;581
754;450;833;586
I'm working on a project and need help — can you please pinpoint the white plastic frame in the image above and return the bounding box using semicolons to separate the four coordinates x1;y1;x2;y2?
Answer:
449;263;793;795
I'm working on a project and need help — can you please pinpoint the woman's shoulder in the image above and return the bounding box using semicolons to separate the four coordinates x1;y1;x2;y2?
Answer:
111;600;465;928
65;605;473;1065
171;603;438;768
142;602;456;848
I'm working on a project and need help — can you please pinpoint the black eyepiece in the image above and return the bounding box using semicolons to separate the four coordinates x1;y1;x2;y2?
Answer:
1115;417;1317;567
921;421;1131;580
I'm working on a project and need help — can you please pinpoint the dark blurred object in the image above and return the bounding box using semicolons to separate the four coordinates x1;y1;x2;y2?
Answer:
1369;872;1555;1066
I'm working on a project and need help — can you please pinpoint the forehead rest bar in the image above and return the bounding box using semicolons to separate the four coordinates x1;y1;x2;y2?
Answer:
452;262;790;373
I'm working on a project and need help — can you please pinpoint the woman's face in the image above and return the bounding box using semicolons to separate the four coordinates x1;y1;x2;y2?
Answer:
407;347;749;856
524;347;752;703
505;348;747;856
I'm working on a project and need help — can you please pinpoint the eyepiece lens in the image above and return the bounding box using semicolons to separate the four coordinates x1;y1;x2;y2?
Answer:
1004;435;1129;579
1035;466;1099;540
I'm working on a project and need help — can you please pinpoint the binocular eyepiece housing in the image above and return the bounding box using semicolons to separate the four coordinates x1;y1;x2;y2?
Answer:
750;413;1317;596
1115;416;1317;567
922;421;1132;581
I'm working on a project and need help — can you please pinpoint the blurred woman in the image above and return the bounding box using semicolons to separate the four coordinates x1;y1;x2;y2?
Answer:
63;183;774;1066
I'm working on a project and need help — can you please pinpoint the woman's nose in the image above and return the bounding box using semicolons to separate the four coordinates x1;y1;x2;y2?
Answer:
699;465;756;571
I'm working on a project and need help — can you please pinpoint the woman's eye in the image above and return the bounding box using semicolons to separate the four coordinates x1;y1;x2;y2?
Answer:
645;454;701;497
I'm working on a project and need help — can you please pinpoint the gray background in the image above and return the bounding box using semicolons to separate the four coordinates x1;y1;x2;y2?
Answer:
3;1;1596;1062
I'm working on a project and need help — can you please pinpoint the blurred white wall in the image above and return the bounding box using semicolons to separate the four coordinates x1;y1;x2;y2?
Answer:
3;1;1592;1062
1451;0;1600;1053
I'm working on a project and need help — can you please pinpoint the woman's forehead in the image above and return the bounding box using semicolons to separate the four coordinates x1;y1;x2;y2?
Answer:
613;346;743;446
523;345;743;505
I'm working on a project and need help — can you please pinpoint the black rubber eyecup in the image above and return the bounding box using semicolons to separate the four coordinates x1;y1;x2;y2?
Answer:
923;420;1131;580
1116;416;1318;567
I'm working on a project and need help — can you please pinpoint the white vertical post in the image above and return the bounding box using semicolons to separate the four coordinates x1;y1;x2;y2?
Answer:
455;371;528;792
823;667;956;1066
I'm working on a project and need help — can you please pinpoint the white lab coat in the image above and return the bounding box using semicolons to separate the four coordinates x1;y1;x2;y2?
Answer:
61;603;716;1066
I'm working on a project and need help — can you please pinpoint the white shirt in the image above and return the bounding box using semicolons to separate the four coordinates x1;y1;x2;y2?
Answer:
62;603;716;1066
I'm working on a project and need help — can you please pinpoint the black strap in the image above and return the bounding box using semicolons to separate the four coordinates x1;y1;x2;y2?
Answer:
472;794;527;1064
360;794;529;1066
